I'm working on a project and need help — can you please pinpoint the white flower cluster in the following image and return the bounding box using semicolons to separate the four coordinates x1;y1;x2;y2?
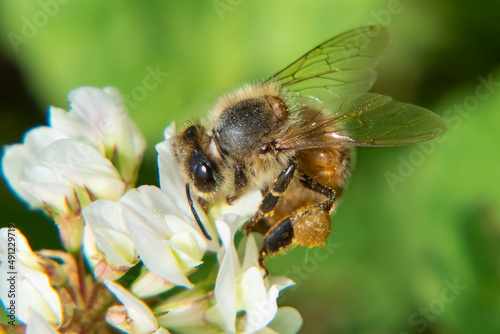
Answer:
0;87;302;333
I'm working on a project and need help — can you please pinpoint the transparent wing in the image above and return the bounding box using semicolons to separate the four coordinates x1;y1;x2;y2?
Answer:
266;25;390;105
275;94;448;151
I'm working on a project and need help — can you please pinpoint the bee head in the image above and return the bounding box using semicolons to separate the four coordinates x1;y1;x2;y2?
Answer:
173;123;224;200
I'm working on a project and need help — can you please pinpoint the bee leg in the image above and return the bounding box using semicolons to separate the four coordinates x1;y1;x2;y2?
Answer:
298;174;336;211
259;175;336;266
226;164;247;205
243;162;296;234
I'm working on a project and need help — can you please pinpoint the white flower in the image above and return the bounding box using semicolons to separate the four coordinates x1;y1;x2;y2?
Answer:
211;216;296;334
122;185;209;288
1;88;304;333
83;185;208;287
1;87;145;252
0;228;63;328
104;280;170;334
2;87;144;213
82;122;212;286
49;86;146;184
82;199;139;281
155;280;302;334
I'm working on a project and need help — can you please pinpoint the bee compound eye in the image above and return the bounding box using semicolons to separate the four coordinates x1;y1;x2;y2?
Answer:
188;146;218;193
193;162;216;193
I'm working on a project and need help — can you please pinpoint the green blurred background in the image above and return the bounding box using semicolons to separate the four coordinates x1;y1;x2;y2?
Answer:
1;1;499;333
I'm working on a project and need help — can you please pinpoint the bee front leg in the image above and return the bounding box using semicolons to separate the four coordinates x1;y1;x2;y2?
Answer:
226;164;247;205
243;162;296;234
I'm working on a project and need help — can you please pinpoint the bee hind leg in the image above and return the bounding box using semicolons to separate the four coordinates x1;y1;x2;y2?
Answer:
259;175;336;268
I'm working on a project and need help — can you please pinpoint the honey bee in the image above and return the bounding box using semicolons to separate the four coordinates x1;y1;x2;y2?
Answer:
172;25;447;268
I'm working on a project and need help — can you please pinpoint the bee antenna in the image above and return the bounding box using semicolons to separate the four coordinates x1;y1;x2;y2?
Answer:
185;183;212;240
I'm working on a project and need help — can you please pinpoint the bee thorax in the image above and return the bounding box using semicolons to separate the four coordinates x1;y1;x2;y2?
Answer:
214;98;277;159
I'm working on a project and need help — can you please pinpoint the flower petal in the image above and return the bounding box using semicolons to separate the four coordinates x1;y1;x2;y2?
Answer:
104;280;158;334
41;139;126;201
83;199;138;267
0;227;40;270
156;285;215;333
240;267;275;334
240;234;261;273
162;122;176;140
17;266;63;325
51;86;146;183
20;165;78;214
213;216;242;333
2;143;40;208
121;186;207;288
242;275;295;334
26;308;61;334
1;126;72;209
211;187;263;223
23;126;70;152
131;271;174;299
265;307;303;334
0;229;63;326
